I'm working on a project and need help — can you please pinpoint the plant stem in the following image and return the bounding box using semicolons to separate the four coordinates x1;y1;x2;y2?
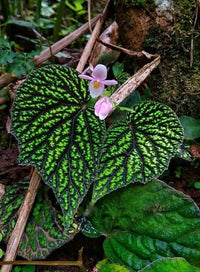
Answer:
35;0;42;23
52;0;66;42
1;0;10;22
1;168;41;272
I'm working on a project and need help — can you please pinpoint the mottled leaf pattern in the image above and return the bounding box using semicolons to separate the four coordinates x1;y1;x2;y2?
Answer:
0;181;78;259
11;65;105;230
93;102;183;201
11;65;183;230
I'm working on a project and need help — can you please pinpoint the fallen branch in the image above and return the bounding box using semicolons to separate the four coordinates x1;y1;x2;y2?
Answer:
33;14;101;67
1;168;41;272
110;56;161;105
0;248;86;272
97;38;155;59
76;0;111;73
0;74;16;89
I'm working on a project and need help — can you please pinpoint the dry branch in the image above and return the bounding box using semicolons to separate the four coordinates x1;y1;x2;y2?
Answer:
1;169;41;272
110;56;161;105
33;15;101;67
76;0;111;73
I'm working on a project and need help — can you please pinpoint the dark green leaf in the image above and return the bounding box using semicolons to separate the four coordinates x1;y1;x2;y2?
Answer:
0;181;78;259
0;50;15;66
84;180;200;270
7;20;39;28
112;62;125;78
22;265;35;272
179;116;200;140
11;65;183;231
141;258;200;272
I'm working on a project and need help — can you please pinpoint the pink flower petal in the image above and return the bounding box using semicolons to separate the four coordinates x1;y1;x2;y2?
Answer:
94;96;113;120
78;74;93;80
89;80;104;98
102;79;118;86
92;64;107;81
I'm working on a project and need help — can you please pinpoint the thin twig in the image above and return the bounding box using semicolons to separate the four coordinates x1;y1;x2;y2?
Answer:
33;15;101;67
1;168;41;272
87;0;92;33
190;1;199;67
0;249;86;271
96;38;155;59
76;0;111;73
110;56;161;106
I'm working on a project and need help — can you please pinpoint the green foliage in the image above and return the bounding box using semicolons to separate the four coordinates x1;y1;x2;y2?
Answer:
13;265;35;272
82;179;200;271
179;116;200;140
12;65;182;232
141;258;200;272
112;62;130;84
95;259;131;272
95;257;200;272
0;37;38;77
66;0;87;16
194;182;200;190
0;181;78;259
0;232;4;258
11;65;183;233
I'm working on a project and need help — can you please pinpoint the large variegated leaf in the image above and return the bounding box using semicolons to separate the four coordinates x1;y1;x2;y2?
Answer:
92;102;183;201
11;65;183;230
0;181;78;259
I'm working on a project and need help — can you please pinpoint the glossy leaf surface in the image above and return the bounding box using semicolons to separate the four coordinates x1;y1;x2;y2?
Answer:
83;180;200;270
11;65;183;230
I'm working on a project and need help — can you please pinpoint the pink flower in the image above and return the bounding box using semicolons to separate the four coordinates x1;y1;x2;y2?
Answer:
78;64;118;98
94;96;113;120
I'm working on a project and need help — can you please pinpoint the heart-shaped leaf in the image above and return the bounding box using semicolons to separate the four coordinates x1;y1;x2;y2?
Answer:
11;65;105;230
11;65;183;230
92;102;183;202
0;181;78;259
83;180;200;270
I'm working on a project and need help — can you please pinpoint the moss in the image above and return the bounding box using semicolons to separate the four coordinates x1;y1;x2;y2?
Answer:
115;0;156;9
142;0;200;118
